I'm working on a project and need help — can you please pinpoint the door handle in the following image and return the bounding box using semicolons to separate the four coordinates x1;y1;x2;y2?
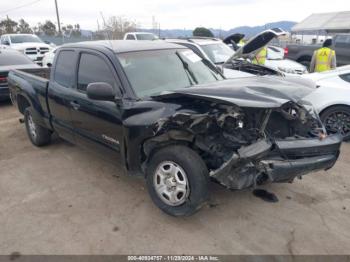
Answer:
70;101;80;110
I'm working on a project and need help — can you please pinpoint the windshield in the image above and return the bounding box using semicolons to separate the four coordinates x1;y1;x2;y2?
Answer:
201;43;234;64
117;49;223;98
136;34;158;40
10;35;43;44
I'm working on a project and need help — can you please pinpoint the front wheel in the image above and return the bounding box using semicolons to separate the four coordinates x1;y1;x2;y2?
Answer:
321;105;350;141
146;145;209;216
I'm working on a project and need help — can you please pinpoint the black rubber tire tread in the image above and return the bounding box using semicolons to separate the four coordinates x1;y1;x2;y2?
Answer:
320;105;350;141
146;145;209;217
24;108;51;146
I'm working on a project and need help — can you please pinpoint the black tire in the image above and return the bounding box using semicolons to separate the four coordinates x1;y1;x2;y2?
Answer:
24;108;51;146
320;105;350;141
146;145;209;216
298;59;311;69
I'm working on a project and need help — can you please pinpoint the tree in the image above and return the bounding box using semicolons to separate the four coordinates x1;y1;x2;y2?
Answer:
0;17;18;34
40;20;56;36
104;16;136;39
193;27;214;37
62;23;81;37
17;19;32;33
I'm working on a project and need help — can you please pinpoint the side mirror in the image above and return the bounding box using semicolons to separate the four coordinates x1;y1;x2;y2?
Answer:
3;41;10;45
87;82;116;101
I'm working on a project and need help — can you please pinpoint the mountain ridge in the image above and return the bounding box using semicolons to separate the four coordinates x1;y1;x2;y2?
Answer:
141;21;297;38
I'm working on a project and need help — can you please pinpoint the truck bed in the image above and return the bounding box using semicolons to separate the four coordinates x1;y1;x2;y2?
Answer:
8;67;52;130
13;67;51;81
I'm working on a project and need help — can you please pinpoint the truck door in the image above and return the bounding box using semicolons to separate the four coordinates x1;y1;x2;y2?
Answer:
334;35;350;66
69;51;124;159
47;49;78;143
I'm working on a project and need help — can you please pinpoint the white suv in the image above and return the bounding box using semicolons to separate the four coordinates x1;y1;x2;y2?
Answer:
123;32;159;41
0;34;52;65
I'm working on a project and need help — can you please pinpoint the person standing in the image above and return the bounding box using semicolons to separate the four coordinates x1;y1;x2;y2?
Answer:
310;39;336;73
252;46;267;65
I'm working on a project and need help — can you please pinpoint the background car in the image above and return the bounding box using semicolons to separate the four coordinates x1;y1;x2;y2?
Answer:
265;45;308;74
286;34;350;67
0;34;52;66
223;29;308;75
302;65;350;139
42;48;57;67
0;49;39;101
123;32;159;40
167;29;307;78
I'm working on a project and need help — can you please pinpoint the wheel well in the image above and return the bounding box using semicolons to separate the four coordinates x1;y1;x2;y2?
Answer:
141;130;195;167
319;104;350;117
297;55;312;62
17;95;31;114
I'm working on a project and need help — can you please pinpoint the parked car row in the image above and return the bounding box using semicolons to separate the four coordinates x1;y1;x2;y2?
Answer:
7;40;342;216
0;34;54;66
0;49;39;101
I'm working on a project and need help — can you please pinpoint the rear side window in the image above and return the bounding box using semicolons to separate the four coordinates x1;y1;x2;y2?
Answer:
126;34;135;40
335;35;350;47
54;50;76;87
77;53;116;92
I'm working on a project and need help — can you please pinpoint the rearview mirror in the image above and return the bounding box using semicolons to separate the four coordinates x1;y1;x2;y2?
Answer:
87;82;116;101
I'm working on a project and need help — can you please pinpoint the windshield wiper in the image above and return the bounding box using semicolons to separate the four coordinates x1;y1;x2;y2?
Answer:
175;51;198;85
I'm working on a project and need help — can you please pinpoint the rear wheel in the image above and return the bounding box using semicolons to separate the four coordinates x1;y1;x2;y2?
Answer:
146;145;209;216
320;105;350;141
299;59;311;69
24;108;51;146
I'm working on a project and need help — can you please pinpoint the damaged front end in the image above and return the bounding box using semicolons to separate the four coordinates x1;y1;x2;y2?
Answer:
144;97;342;190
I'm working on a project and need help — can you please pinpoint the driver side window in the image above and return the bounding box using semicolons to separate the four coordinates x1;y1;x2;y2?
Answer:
77;53;117;93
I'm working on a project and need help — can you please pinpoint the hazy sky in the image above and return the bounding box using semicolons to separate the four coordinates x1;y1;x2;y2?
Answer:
1;0;350;30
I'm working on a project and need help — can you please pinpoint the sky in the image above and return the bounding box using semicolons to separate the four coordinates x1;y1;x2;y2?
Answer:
1;0;350;30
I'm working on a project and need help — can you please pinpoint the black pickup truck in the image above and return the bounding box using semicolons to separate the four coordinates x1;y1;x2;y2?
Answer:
8;40;342;216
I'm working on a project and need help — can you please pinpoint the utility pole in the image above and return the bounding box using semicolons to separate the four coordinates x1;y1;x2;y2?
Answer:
54;0;61;34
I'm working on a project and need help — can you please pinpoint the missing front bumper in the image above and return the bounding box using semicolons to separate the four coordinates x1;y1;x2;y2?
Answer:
210;134;342;190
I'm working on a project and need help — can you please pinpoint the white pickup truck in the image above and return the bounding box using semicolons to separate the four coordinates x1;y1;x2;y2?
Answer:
0;34;52;66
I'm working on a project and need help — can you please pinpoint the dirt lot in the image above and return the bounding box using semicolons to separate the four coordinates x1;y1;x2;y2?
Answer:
0;101;350;255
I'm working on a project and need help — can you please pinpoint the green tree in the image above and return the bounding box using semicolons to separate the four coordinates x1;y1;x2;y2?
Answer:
193;27;214;37
0;17;18;34
40;20;56;36
17;19;32;33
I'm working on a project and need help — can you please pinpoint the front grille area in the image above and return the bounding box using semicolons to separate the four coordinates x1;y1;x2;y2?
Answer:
25;47;49;55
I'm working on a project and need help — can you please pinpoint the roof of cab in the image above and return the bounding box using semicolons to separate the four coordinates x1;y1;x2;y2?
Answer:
62;40;186;53
166;38;221;46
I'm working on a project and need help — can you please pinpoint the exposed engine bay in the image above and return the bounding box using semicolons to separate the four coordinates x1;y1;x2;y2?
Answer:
144;98;341;190
226;60;282;76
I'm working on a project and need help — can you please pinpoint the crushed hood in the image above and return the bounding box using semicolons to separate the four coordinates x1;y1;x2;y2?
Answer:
154;76;316;108
225;28;286;63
